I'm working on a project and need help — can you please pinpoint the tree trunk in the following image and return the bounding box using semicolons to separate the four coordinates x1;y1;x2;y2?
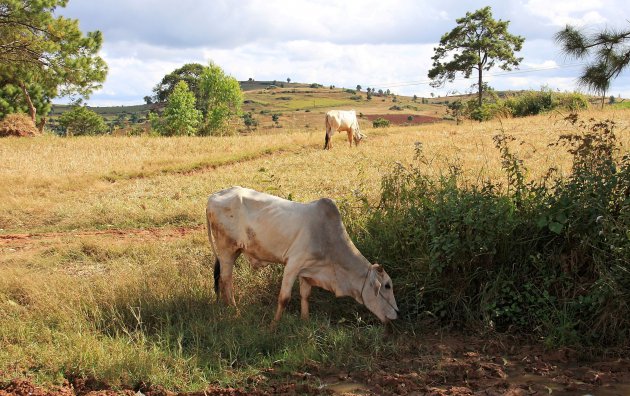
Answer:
18;81;36;124
601;92;606;109
37;117;47;132
478;65;483;108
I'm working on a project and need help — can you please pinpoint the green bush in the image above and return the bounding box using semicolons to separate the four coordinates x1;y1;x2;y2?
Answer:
343;116;630;347
504;90;554;116
59;106;108;136
504;89;589;117
453;90;590;122
372;117;390;128
554;92;589;112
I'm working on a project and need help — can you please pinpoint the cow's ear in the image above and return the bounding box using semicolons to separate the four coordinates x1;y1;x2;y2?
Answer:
373;263;384;274
370;267;382;296
373;278;382;296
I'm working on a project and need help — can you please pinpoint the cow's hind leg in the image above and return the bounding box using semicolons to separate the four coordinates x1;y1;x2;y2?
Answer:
272;262;300;327
299;277;312;320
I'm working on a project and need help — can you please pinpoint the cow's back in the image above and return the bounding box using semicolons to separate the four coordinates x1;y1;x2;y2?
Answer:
207;186;340;264
328;110;358;131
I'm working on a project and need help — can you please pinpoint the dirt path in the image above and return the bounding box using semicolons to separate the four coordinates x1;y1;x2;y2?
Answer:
0;225;205;251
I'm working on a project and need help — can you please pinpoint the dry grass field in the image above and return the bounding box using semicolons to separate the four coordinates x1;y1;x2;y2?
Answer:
1;107;629;394
2;108;628;234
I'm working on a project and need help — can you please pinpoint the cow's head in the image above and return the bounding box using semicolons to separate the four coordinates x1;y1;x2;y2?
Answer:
353;131;366;146
362;263;398;323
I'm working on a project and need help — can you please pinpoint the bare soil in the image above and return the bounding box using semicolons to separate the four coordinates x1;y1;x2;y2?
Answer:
0;226;203;248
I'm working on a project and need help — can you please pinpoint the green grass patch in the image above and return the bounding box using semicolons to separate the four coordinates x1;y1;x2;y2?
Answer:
0;236;394;391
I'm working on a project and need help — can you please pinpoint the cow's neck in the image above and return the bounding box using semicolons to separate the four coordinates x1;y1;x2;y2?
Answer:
329;246;371;300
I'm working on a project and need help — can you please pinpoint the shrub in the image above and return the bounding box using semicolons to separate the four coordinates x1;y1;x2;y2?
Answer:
388;105;403;111
59;106;108;136
504;90;554;116
504;89;589;117
242;112;258;130
554;92;589;112
372;117;390;128
344;116;630;347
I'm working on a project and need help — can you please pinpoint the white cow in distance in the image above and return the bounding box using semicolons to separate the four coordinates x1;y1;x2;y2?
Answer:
206;186;399;326
324;110;366;149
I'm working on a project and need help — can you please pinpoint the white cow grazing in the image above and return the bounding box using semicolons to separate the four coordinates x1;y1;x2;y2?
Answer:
324;110;366;149
206;186;398;325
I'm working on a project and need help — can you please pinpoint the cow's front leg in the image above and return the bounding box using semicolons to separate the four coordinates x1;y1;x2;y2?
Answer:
347;130;353;147
272;264;300;327
299;277;312;320
217;253;237;307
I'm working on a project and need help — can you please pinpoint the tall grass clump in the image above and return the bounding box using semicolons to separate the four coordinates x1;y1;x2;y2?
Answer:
347;115;629;347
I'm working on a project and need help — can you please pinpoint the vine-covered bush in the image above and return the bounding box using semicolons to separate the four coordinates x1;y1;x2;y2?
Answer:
343;115;629;347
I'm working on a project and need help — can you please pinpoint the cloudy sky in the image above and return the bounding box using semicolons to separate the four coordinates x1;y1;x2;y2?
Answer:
58;0;630;106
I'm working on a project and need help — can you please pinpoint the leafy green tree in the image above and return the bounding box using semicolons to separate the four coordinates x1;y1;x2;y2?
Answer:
287;77;291;83
555;24;630;108
59;106;107;136
152;63;205;104
428;6;524;107
198;62;243;135
152;62;242;135
0;0;107;125
152;81;201;136
356;84;362;92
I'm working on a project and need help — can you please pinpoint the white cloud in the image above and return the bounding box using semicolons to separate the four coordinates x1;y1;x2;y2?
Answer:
55;0;630;105
524;0;606;27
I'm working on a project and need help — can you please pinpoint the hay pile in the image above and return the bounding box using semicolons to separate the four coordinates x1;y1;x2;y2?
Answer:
0;113;40;137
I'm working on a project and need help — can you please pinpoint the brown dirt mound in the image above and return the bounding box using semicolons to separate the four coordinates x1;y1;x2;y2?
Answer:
0;113;39;137
363;113;441;126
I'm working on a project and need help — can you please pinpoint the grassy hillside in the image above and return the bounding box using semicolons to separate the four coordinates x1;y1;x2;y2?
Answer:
49;82;448;133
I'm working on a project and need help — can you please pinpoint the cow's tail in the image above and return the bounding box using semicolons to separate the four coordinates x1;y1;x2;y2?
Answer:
324;114;331;150
206;209;221;300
